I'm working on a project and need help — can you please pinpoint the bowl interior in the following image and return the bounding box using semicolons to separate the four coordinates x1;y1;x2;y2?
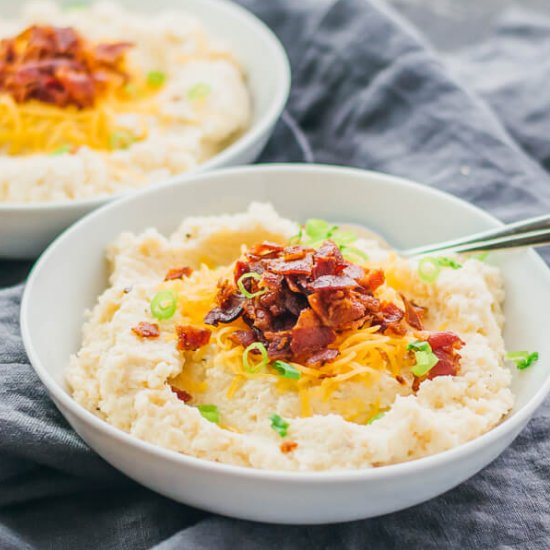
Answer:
23;165;550;433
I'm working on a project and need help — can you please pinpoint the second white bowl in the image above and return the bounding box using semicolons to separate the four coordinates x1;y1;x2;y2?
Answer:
0;0;290;258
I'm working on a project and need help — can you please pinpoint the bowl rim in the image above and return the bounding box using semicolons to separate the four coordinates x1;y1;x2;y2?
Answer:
0;0;291;212
21;163;550;483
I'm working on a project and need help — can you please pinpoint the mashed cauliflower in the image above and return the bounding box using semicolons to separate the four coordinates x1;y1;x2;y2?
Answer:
0;1;251;203
67;203;514;471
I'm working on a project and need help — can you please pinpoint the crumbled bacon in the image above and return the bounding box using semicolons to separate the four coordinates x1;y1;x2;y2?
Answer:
171;386;192;403
0;25;133;108
204;240;426;365
204;280;244;326
229;329;257;348
400;293;424;331
164;266;193;281
176;325;211;351
131;321;160;339
280;440;298;453
426;331;464;378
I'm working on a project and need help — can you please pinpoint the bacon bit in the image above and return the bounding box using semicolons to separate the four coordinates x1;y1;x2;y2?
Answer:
310;274;358;290
176;325;211;351
395;375;406;385
131;321;160;338
291;309;336;357
283;245;309;261
229;329;257;348
164;266;193;281
171;386;192;403
280;440;298;453
204;280;244;326
205;239;420;365
0;25;133;109
376;302;405;334
426;331;464;378
400;293;424;330
305;348;339;366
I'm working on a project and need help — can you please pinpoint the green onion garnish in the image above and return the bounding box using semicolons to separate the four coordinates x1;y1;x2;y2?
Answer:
367;412;385;424
237;272;267;299
270;413;289;437
65;1;88;10
109;130;135;150
475;252;489;262
418;257;442;283
242;342;268;373
418;256;462;283
187;82;211;101
435;257;462;269
506;351;539;370
408;340;439;377
407;340;430;352
197;404;220;423
341;246;369;263
304;219;338;243
271;360;301;380
150;290;177;320
331;229;357;247
50;144;71;156
147;70;166;87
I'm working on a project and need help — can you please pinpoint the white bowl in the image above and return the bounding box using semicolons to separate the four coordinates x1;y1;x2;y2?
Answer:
21;164;550;524
0;0;290;259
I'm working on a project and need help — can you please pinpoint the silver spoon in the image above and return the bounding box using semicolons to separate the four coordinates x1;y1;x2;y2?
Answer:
341;213;550;258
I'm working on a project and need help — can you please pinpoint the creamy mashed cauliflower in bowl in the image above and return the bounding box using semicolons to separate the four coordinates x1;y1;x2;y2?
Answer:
21;165;550;524
0;0;290;258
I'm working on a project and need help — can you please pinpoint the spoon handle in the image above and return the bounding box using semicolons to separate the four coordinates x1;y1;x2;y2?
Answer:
404;214;550;257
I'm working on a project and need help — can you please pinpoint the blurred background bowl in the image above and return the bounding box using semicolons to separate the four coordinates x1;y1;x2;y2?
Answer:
0;0;290;258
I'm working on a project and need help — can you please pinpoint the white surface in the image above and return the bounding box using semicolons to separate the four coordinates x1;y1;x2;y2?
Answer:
21;164;550;524
0;0;290;259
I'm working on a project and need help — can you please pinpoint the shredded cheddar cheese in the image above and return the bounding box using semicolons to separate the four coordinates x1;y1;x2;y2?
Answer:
0;89;157;155
164;260;416;425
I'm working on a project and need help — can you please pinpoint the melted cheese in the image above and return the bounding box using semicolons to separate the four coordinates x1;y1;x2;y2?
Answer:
163;262;415;425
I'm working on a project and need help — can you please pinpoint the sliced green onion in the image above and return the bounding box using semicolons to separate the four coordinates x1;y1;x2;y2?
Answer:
367;412;385;424
418;256;462;283
147;70;166;87
187;82;211;101
270;413;289;437
331;229;357;247
150;290;177;320
271;360;301;380
50;144;71;156
197;404;220;423
407;340;430;352
342;246;369;263
418;257;442;283
304;219;337;242
435;257;462;269
409;341;439;377
475;252;489;262
237;272;267;299
65;1;88;10
506;350;539;370
109;130;135;150
243;342;268;373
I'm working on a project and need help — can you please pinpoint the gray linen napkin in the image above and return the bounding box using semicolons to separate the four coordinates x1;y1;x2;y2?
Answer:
1;1;550;548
